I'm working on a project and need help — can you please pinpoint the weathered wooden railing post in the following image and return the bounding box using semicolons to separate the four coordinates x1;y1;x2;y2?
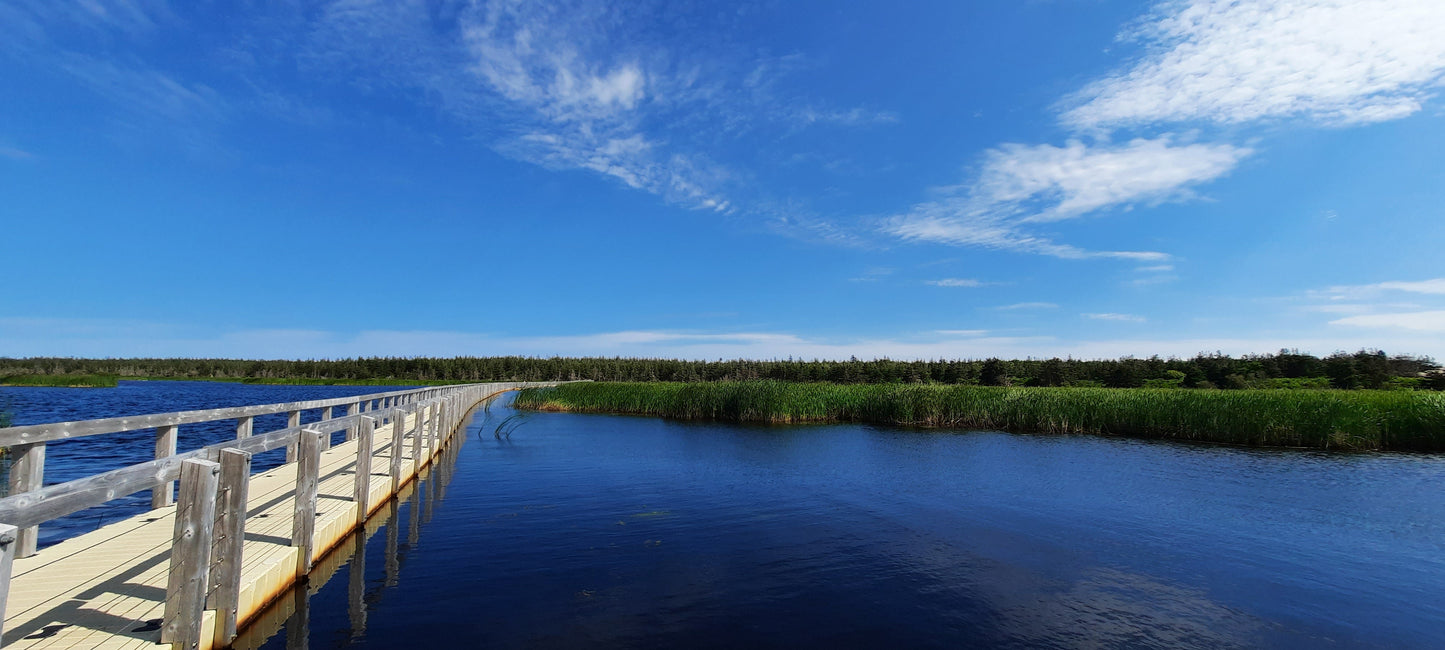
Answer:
354;416;376;525
7;443;45;557
236;415;254;439
345;402;360;442
293;428;324;576
320;406;334;450
162;458;221;649
0;522;18;642
207;448;251;648
152;424;178;508
438;400;449;444
409;406;424;473
389;412;405;490
285;409;302;463
425;402;438;452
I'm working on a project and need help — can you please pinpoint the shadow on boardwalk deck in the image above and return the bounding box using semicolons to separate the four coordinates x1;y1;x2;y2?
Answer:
3;407;463;650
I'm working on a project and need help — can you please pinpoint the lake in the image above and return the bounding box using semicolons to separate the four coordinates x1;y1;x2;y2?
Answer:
5;382;1445;648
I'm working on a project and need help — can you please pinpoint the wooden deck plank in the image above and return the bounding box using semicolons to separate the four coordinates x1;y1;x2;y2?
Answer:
0;399;481;650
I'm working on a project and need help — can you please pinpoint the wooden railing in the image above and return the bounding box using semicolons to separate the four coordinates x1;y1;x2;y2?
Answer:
0;381;558;649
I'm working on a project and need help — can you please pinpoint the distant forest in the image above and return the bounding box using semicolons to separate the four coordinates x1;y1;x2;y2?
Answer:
3;350;1442;390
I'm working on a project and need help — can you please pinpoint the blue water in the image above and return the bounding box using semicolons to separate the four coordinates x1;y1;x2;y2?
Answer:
8;383;1445;648
0;380;414;545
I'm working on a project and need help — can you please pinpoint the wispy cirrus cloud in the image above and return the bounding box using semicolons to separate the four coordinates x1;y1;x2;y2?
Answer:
0;145;33;160
1297;277;1445;333
449;1;731;210
1084;312;1147;323
979;138;1250;224
847;266;895;283
887;137;1248;259
8;317;1439;360
889;0;1445;262
1331;311;1445;332
994;302;1059;311
449;2;899;213
934;329;988;337
926;278;987;287
1318;277;1445;299
1063;0;1445;129
9;0;895;217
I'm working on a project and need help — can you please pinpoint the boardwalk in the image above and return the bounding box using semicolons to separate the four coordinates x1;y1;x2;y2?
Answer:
0;382;558;649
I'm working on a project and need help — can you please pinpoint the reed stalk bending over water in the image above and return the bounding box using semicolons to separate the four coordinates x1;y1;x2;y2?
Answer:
514;381;1445;451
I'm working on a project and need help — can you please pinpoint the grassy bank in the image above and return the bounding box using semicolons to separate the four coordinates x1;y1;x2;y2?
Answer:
0;374;119;388
514;381;1445;451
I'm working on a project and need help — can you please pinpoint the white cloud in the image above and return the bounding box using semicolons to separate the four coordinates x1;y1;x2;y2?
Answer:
926;278;987;287
978;138;1251;224
1129;275;1177;287
995;302;1059;311
1323;278;1445;298
1374;279;1445;295
886;137;1245;259
1331;310;1445;332
934;329;988;337
5;318;1440;360
1064;0;1445;129
847;266;895;283
0;145;33;160
889;0;1445;263
789;106;899;127
453;2;737;210
1084;313;1147;322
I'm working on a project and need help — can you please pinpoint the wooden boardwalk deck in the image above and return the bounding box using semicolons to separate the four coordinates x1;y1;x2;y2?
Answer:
0;382;556;649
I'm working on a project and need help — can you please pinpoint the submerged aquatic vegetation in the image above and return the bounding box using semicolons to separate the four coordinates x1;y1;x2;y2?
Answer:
514;381;1445;451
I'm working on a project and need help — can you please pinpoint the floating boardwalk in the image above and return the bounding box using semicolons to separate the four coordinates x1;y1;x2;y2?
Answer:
0;382;560;649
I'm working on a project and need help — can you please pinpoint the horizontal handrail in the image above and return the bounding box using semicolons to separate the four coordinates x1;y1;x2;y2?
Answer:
0;405;382;529
0;381;546;649
0;383;457;446
0;382;541;531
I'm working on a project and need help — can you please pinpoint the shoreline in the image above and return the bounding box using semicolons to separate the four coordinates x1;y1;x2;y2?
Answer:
513;381;1445;452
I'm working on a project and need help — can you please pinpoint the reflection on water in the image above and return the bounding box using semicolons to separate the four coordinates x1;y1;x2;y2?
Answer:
230;394;1445;650
233;423;468;650
15;385;1445;649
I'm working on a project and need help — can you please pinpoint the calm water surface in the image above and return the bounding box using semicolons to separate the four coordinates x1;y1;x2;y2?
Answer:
7;383;1445;648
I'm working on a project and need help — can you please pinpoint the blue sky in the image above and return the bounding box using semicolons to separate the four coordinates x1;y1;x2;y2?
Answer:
3;0;1444;360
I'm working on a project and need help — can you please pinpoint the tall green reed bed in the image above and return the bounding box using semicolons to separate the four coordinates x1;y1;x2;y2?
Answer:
513;381;1445;451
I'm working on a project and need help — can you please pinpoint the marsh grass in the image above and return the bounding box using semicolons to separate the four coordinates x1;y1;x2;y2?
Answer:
0;374;119;388
514;381;1445;451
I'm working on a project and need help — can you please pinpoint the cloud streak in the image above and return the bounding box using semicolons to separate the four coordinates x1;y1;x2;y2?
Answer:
926;278;987;287
1064;0;1445;129
890;0;1445;262
5;318;1440;360
1331;310;1445;332
887;137;1248;259
1084;313;1147;323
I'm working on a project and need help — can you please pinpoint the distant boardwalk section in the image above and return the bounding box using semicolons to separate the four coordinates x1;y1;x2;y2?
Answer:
0;382;561;649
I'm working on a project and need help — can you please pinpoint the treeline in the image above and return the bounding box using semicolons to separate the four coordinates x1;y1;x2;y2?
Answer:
1;350;1441;390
